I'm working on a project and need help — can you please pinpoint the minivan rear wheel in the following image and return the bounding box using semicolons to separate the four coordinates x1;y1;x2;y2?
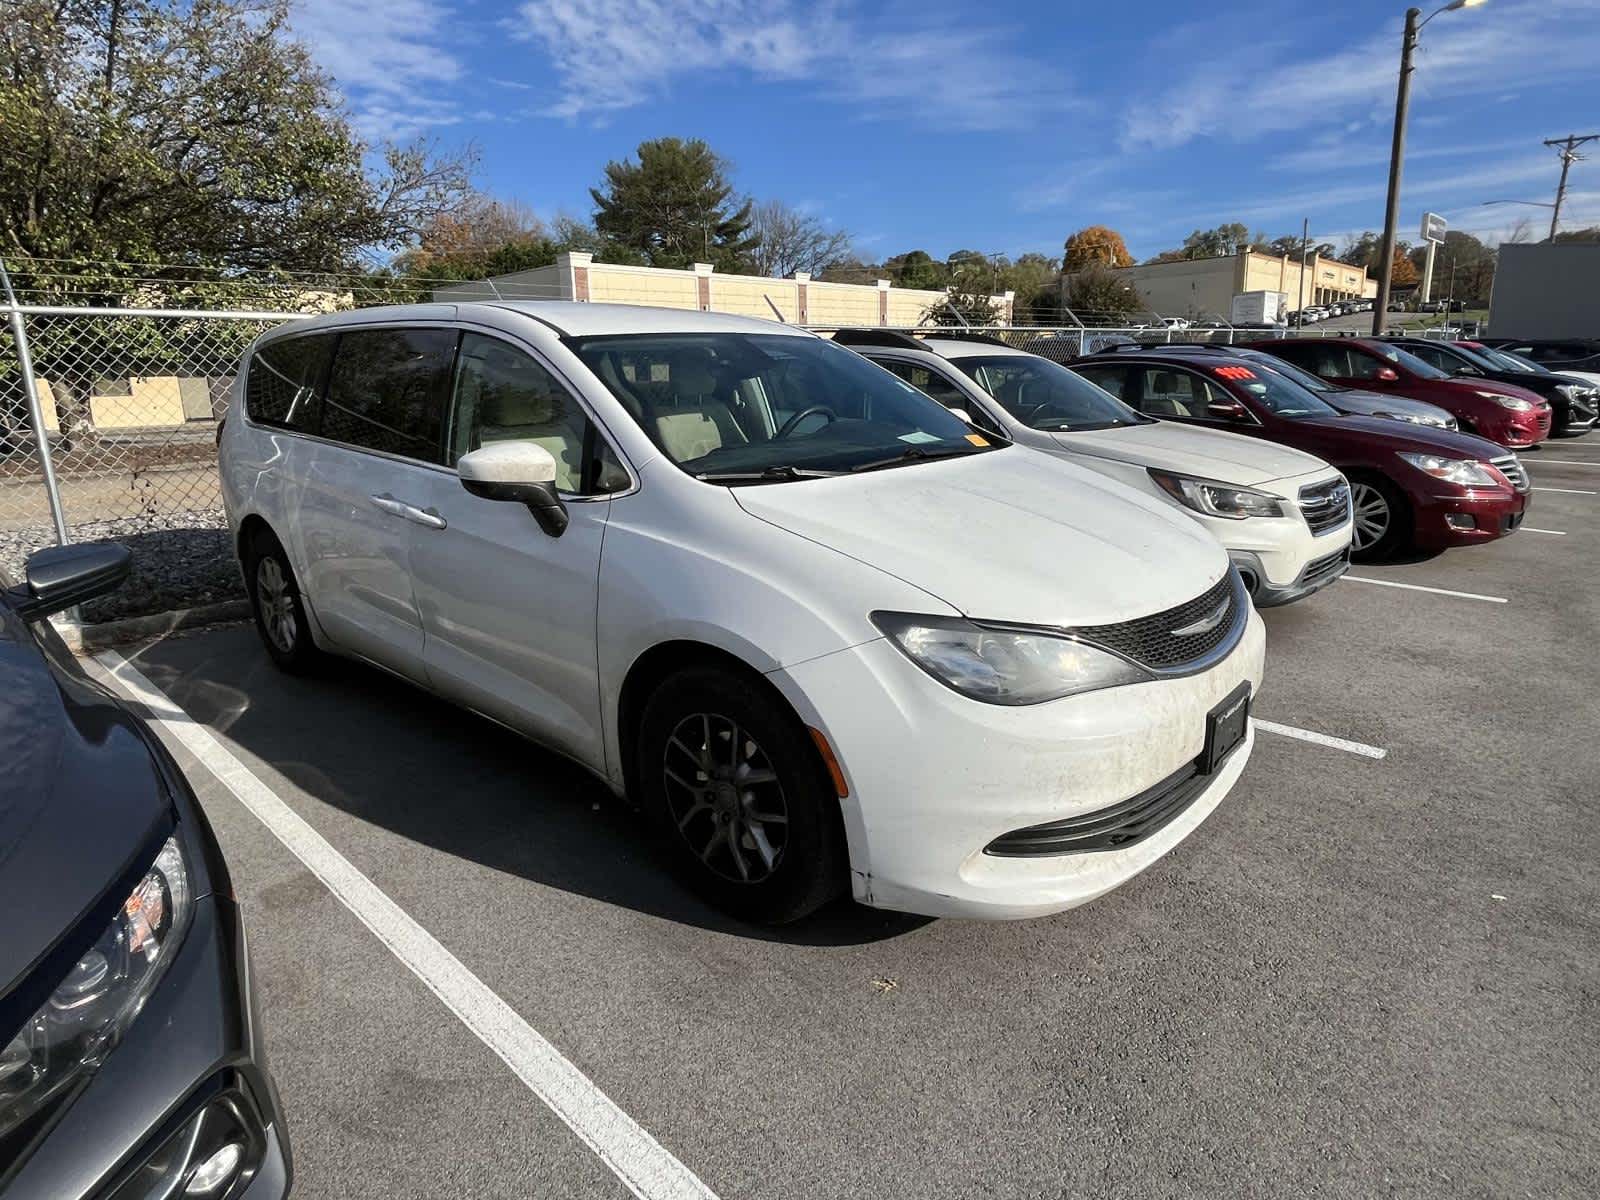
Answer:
637;666;846;924
1348;475;1410;561
244;530;321;673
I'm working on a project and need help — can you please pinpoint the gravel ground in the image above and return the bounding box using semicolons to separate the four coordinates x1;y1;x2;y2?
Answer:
0;509;242;622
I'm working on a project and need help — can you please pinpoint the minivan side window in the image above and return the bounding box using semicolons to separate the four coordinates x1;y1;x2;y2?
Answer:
321;328;456;463
245;333;334;431
449;332;625;495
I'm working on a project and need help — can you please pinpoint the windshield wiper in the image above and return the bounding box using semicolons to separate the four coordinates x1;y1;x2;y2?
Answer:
849;445;982;473
695;464;842;484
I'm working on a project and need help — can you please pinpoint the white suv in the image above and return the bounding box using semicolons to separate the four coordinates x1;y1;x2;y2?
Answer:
838;332;1352;605
220;303;1263;923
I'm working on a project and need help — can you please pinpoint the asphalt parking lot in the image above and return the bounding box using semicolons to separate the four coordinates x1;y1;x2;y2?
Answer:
91;442;1599;1200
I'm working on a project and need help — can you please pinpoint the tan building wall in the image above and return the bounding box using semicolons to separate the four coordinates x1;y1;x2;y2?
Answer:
1078;249;1376;318
433;253;1009;327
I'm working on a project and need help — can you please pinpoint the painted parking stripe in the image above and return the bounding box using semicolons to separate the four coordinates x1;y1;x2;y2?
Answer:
1523;527;1567;535
1252;719;1387;760
1533;487;1597;495
1529;459;1600;467
94;651;719;1200
1343;576;1508;604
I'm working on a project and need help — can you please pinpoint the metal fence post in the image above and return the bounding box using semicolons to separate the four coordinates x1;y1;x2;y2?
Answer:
0;258;70;545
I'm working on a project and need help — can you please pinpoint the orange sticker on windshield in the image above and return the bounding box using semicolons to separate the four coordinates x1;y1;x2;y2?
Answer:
1214;366;1256;380
965;433;989;446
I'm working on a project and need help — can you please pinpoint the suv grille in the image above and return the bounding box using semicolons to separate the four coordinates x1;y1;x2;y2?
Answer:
1071;572;1242;672
1298;479;1351;535
1491;454;1529;492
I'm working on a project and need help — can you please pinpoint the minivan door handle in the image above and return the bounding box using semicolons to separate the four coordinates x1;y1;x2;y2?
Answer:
401;504;448;531
369;493;407;517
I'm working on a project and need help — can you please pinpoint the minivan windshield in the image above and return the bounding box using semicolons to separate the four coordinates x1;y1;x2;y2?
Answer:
951;354;1150;431
569;333;999;481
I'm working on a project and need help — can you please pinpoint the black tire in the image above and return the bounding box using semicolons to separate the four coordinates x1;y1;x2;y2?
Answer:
1348;473;1411;561
636;666;847;924
243;528;322;674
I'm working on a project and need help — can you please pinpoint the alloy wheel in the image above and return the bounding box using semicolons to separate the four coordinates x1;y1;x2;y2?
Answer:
255;556;298;653
1350;482;1391;551
662;713;789;884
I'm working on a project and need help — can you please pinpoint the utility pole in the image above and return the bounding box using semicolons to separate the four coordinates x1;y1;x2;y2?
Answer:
1373;8;1420;334
1544;134;1599;241
1298;217;1309;330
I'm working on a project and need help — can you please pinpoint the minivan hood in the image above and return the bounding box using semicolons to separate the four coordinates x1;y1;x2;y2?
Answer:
1048;421;1328;486
732;447;1227;627
0;617;171;1002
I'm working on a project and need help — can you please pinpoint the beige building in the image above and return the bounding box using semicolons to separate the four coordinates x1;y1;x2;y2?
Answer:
1076;249;1377;319
432;252;1013;326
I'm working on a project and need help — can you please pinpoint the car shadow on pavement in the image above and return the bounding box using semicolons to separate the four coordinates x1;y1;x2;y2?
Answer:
124;626;931;948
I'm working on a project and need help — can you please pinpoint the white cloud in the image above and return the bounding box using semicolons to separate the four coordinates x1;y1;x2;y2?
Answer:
1120;0;1600;152
290;1;465;140
511;0;1075;130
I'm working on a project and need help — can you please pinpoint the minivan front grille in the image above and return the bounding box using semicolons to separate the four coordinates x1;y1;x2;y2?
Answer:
1298;479;1351;535
1071;571;1243;672
1491;454;1529;492
985;760;1210;856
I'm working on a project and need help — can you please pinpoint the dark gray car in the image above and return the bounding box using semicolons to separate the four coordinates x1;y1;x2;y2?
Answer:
0;545;290;1199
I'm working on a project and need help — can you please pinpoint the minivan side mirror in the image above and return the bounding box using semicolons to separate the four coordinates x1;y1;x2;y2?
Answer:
7;543;131;621
458;442;569;537
1374;366;1400;382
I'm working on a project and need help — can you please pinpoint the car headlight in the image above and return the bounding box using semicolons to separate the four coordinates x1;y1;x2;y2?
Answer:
872;612;1150;704
1397;452;1500;487
0;836;192;1141
1384;410;1452;429
1481;392;1533;410
1148;468;1285;520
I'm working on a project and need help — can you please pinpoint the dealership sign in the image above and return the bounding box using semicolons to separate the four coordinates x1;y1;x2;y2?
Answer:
1421;212;1447;243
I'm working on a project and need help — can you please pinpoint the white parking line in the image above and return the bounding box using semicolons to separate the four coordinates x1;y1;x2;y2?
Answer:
1343;576;1509;604
1533;487;1597;495
1523;527;1567;535
1529;459;1600;467
94;651;719;1200
1252;718;1387;760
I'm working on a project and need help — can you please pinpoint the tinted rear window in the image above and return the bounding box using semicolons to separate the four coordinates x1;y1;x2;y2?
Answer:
322;328;457;463
245;333;333;430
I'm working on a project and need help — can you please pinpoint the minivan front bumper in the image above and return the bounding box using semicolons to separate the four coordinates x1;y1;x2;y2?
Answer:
768;605;1266;919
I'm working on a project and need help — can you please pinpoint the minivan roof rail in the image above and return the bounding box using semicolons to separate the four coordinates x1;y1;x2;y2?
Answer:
828;328;926;350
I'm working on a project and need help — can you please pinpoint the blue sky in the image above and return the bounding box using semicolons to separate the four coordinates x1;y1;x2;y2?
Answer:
290;0;1600;263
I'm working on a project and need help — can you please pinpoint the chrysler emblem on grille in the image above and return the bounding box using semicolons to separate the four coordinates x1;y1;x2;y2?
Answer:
1170;598;1230;638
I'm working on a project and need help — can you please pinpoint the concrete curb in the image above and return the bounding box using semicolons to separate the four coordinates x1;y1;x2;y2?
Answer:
56;599;252;654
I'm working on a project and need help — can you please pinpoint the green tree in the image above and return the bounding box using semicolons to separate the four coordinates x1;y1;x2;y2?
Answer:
590;138;757;272
1062;226;1134;271
881;250;948;289
0;0;472;284
1178;223;1253;259
1064;268;1144;322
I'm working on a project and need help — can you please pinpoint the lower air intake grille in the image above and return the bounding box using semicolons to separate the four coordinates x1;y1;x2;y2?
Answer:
985;762;1210;856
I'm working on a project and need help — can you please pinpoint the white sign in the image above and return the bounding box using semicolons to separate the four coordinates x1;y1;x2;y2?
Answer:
1421;212;1447;243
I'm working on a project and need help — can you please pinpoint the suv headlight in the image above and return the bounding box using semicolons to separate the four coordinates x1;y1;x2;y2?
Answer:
1397;452;1500;487
0;836;193;1140
1148;469;1285;520
1482;392;1533;410
872;612;1149;704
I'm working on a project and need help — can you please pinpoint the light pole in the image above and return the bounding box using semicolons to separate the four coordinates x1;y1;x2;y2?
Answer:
1372;0;1488;335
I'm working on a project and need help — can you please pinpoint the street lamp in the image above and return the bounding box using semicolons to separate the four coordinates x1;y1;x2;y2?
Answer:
1371;0;1489;334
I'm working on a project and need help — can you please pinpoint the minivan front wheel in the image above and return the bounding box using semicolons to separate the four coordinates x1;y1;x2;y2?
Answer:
637;666;846;924
244;530;321;673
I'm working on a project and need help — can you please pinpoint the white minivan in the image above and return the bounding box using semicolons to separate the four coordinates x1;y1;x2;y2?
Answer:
838;332;1352;605
220;303;1264;923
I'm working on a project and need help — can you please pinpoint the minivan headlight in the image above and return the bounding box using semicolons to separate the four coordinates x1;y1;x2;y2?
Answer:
1148;469;1285;520
872;612;1149;704
0;836;192;1140
1396;452;1500;487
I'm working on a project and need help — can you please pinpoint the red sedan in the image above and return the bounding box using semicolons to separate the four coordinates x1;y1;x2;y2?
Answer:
1243;337;1551;449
